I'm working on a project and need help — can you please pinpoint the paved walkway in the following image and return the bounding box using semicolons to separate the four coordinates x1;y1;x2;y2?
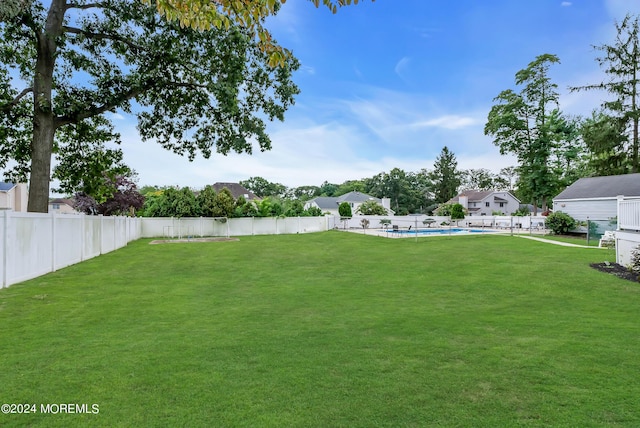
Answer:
517;235;604;249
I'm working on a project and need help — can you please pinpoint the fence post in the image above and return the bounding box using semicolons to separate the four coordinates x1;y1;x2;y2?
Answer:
51;211;57;272
99;215;104;254
2;210;8;288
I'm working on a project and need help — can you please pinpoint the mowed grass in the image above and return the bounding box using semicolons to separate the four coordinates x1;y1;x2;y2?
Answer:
0;232;638;427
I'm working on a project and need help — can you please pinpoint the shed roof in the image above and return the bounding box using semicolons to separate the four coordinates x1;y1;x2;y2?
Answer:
211;182;259;200
554;173;640;200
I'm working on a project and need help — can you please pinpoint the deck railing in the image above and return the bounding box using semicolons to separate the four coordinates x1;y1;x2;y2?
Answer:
618;199;640;231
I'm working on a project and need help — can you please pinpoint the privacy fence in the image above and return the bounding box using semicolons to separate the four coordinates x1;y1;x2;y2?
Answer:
1;211;141;288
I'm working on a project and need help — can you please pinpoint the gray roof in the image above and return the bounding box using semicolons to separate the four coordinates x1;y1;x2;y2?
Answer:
312;197;340;209
211;182;259;200
309;192;380;210
554;173;640;200
336;191;379;204
0;182;16;192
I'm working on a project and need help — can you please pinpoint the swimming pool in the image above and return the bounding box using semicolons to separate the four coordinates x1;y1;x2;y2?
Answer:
384;228;496;235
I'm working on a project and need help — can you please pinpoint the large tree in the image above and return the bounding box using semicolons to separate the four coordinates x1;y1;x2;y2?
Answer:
485;54;568;213
0;0;299;212
429;146;461;204
571;14;640;173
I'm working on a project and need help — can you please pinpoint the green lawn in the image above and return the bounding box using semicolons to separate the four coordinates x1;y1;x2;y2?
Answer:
0;232;637;427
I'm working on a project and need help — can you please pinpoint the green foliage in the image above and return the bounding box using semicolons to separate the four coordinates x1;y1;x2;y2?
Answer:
545;212;577;235
305;206;323;216
434;203;452;216
571;14;640;173
338;202;352;218
211;188;235;217
0;0;300;211
629;246;640;275
485;54;576;211
356;200;387;215
429;147;461;203
512;206;530;216
450;203;465;220
196;185;217;217
240;177;287;198
360;218;370;229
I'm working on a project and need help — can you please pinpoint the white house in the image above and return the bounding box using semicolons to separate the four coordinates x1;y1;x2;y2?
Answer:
0;182;28;212
304;191;393;216
48;198;78;214
553;173;640;222
448;190;520;216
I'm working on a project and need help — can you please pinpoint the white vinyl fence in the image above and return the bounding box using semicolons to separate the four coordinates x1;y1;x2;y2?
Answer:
334;214;547;232
141;216;331;238
1;211;141;289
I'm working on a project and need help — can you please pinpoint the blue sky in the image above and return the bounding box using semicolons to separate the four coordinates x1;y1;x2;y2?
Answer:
114;0;640;189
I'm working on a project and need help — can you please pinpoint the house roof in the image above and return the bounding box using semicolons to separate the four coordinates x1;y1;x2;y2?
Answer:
312;197;340;209
0;182;16;192
336;191;379;204
211;182;259;200
49;198;74;206
554;173;640;200
308;192;381;210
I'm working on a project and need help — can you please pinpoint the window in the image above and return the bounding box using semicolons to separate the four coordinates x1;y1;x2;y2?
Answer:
485;202;490;207
52;204;60;210
499;202;505;207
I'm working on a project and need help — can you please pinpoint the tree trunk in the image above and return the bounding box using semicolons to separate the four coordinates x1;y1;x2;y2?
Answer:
26;0;65;212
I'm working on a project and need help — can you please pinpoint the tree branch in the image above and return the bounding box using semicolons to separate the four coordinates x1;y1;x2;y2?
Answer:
54;79;209;127
62;25;144;52
0;87;33;112
65;2;105;11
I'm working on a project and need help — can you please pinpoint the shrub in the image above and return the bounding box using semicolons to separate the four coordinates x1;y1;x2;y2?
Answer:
450;203;465;220
545;212;576;235
629;246;640;276
338;202;352;218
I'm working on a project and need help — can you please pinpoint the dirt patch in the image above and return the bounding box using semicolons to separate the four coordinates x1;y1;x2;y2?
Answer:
149;237;239;244
590;262;639;283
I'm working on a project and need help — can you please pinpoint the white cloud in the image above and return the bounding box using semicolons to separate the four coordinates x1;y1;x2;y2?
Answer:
411;115;479;130
561;2;572;7
394;57;411;78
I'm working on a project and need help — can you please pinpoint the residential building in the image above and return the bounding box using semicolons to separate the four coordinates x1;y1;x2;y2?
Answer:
48;198;78;214
553;173;640;221
211;182;259;201
0;182;28;212
304;191;393;216
448;190;520;216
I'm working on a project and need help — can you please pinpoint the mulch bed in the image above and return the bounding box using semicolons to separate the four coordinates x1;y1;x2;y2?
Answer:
590;262;639;283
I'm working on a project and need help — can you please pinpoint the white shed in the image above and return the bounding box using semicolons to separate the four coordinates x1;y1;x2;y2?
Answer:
553;174;640;221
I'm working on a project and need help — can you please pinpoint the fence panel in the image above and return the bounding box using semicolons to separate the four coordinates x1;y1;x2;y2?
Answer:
55;214;83;270
1;212;140;289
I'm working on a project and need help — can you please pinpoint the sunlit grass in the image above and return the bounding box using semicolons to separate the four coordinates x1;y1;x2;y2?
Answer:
1;232;637;427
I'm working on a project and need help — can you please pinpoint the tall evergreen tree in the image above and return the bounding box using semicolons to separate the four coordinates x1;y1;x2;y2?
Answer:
571;14;640;173
429;146;461;203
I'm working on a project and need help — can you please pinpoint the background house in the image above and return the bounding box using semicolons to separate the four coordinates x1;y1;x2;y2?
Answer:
448;190;520;216
553;173;640;222
305;191;393;216
48;198;78;214
0;182;28;212
211;182;259;201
